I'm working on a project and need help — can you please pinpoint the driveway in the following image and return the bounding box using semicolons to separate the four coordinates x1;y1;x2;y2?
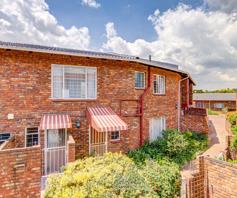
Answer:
202;115;228;158
182;115;228;178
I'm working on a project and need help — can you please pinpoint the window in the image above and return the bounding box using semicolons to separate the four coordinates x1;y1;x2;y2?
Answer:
0;133;11;144
25;127;39;147
111;131;120;141
135;72;145;89
47;129;66;148
149;117;166;142
153;75;165;94
52;65;97;99
214;103;224;109
196;102;205;108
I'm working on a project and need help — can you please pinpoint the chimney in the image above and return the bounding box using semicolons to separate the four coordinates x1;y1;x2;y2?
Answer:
149;55;151;61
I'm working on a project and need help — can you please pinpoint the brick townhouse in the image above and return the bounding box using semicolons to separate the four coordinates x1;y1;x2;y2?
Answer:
0;41;208;197
193;93;237;111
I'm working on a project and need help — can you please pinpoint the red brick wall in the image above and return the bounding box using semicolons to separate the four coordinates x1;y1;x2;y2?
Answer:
0;146;41;198
0;49;185;157
181;78;193;108
185;157;237;198
206;158;237;197
67;135;75;163
181;108;209;134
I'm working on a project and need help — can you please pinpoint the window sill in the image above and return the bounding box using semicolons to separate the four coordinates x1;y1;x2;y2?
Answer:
49;98;97;102
135;87;145;90
153;93;166;96
110;139;121;143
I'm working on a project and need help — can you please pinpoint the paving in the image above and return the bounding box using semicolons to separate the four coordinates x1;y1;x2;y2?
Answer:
202;115;228;158
182;114;228;178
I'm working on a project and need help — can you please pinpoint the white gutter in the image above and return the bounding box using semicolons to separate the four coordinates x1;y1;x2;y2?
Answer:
178;76;189;131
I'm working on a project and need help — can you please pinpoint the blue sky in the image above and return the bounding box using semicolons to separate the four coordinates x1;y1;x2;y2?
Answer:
0;0;237;90
47;0;203;49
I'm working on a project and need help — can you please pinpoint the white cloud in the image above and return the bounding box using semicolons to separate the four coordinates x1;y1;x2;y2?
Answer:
0;0;90;49
102;4;237;90
205;0;237;13
81;0;100;8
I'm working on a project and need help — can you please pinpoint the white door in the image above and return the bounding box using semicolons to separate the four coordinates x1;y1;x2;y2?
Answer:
149;117;166;142
45;129;67;175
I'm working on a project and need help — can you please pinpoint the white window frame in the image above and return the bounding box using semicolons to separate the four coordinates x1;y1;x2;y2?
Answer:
111;131;120;141
51;64;97;100
135;71;145;89
153;75;166;95
25;127;39;147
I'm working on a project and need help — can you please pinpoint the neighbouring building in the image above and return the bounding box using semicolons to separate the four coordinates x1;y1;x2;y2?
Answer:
193;93;237;111
0;41;208;197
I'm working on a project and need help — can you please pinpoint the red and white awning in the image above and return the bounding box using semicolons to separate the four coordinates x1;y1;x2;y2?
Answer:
39;114;72;130
87;106;128;132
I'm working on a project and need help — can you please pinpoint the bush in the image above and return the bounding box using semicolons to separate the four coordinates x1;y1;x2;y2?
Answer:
227;112;237;126
208;109;219;115
128;129;208;167
230;135;237;149
44;153;181;198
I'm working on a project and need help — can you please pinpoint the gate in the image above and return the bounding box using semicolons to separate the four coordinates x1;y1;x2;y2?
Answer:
44;129;67;175
89;127;107;156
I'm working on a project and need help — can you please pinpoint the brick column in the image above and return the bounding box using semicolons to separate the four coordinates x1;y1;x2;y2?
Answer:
67;135;76;163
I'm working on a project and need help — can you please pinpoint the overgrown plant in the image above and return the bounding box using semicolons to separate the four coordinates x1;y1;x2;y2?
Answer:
227;112;237;126
44;153;181;198
128;129;208;167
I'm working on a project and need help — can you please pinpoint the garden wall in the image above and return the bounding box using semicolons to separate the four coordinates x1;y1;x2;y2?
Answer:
185;156;237;198
0;146;41;198
206;158;237;197
181;108;209;134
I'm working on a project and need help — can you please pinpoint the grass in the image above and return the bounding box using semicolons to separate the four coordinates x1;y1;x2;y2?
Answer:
207;109;220;115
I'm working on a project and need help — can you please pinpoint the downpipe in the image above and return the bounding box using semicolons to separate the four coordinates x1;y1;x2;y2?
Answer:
178;76;189;131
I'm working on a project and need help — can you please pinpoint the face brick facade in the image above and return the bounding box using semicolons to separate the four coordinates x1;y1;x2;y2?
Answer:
0;45;207;197
0;49;184;156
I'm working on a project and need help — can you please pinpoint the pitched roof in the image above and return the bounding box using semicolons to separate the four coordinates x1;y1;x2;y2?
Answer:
0;41;194;84
193;93;237;101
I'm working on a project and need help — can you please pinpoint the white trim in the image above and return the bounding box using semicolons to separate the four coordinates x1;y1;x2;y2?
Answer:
51;64;97;100
134;71;145;89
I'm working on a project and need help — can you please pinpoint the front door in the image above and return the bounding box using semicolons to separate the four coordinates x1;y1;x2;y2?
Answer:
45;129;67;175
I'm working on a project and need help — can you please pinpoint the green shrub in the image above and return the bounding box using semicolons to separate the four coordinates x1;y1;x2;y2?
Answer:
228;159;237;164
208;109;219;115
44;153;180;198
227;112;237;126
231;125;237;135
128;129;208;167
230;135;237;149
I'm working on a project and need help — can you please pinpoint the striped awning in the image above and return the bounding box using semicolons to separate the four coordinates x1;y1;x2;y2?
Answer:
39;114;72;130
87;106;128;132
